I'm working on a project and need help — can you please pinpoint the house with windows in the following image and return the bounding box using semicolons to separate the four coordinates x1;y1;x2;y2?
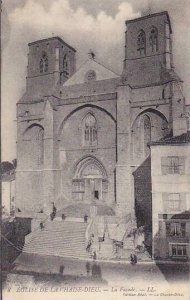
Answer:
151;132;190;260
15;11;190;260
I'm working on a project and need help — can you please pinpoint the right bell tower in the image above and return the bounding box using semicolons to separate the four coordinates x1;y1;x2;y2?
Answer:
123;11;173;87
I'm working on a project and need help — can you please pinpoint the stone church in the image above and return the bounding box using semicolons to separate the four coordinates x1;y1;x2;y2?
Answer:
16;11;189;259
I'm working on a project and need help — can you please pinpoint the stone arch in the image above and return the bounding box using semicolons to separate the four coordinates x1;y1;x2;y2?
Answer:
131;108;168;162
23;123;44;139
149;26;158;52
23;124;44;167
63;54;70;77
72;155;108;202
40;52;48;73
74;155;107;180
131;108;168;129
58;104;116;138
137;29;146;56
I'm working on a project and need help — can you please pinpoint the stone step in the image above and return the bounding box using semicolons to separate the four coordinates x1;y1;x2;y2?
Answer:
23;249;88;258
23;220;89;259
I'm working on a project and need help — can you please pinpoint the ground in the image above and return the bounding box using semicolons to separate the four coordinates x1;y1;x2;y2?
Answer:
2;254;189;300
2;253;189;288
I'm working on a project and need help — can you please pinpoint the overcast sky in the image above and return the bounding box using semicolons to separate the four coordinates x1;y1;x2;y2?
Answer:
2;0;190;161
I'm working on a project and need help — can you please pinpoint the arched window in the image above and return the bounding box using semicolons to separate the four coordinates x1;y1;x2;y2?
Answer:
137;30;146;56
162;88;165;99
38;127;44;165
63;54;70;77
23;125;44;168
83;113;97;146
39;53;48;73
143;115;151;156
149;27;158;52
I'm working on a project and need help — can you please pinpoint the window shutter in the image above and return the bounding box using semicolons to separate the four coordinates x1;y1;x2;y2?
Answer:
179;157;185;175
166;222;170;236
162;193;168;212
161;157;168;175
181;222;186;237
180;193;186;212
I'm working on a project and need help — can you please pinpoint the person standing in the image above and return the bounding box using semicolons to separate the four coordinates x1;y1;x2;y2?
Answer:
93;250;97;261
84;214;88;223
40;222;44;230
85;261;90;277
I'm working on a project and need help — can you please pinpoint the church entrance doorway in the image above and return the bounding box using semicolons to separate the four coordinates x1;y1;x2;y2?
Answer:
72;156;108;203
84;177;102;202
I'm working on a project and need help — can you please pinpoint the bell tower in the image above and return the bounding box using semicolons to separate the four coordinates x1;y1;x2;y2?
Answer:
26;37;76;98
123;11;173;87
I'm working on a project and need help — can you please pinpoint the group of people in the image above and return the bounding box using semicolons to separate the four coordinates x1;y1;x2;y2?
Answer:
86;261;101;279
50;203;66;221
130;253;138;265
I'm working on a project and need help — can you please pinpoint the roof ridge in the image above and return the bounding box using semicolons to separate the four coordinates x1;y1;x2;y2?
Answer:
75;57;119;76
92;58;119;76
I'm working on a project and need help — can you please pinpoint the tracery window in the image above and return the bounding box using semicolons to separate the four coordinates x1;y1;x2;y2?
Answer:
40;53;48;73
137;30;146;56
143;115;151;156
83;113;97;146
63;54;70;77
149;27;158;52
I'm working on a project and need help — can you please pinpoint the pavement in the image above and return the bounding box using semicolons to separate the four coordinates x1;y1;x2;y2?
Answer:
12;252;189;286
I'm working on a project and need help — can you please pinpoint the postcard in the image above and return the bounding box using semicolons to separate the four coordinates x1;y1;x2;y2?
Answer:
1;1;190;300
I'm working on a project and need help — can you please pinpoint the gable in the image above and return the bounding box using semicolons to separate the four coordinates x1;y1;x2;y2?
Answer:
63;58;119;86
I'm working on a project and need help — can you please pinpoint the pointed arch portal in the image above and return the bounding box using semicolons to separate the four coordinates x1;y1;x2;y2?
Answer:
72;156;108;202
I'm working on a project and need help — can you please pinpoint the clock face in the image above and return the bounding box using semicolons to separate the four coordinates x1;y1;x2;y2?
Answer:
86;70;96;81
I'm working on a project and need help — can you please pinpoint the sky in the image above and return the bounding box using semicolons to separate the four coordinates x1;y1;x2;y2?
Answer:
1;0;190;162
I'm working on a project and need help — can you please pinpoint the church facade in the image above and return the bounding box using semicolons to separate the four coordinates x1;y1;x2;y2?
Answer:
16;12;189;259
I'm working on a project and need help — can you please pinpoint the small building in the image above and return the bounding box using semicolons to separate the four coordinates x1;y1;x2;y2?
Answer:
1;171;15;217
151;131;190;260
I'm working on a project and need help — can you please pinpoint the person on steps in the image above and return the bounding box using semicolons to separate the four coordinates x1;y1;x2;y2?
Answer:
84;214;88;223
86;234;94;252
40;222;44;230
93;251;97;261
130;253;137;265
86;261;90;277
62;213;66;221
53;202;57;216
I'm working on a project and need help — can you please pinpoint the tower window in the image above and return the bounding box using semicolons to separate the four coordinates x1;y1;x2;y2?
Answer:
137;30;146;56
63;54;70;77
149;27;158;52
143;114;151;156
83;113;97;147
40;53;48;73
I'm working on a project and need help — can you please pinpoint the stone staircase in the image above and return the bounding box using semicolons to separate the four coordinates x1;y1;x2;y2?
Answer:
23;220;89;259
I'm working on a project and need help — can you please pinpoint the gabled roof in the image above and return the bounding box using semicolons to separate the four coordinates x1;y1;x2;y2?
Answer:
151;131;190;146
63;58;119;86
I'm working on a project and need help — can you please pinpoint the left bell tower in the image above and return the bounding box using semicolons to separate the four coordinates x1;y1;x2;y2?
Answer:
26;37;76;98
